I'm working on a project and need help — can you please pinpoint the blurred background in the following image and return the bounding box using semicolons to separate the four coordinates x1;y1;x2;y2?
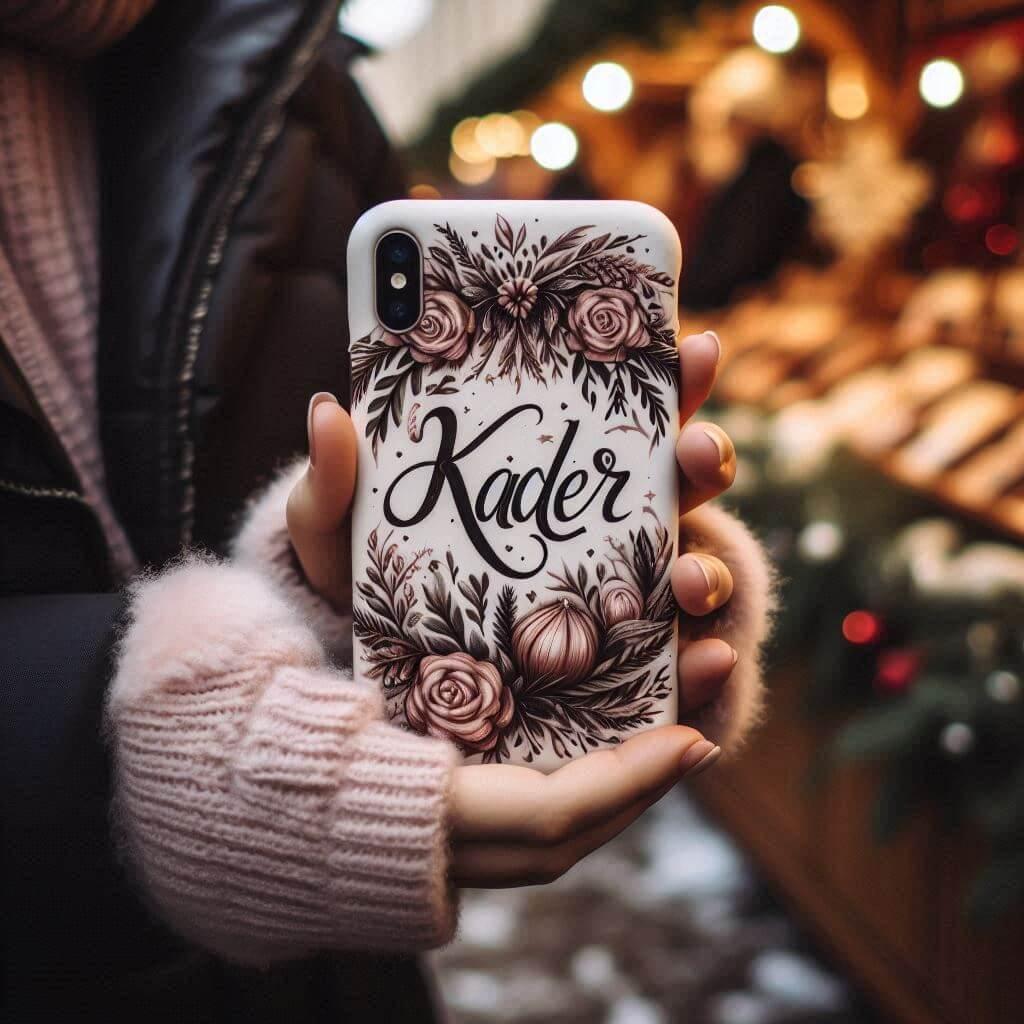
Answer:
343;2;1024;1022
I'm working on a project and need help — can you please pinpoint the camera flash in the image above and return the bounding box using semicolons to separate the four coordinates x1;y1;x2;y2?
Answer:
390;272;407;289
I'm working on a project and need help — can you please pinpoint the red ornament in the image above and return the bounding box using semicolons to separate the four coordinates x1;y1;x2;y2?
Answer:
842;610;883;645
874;648;922;694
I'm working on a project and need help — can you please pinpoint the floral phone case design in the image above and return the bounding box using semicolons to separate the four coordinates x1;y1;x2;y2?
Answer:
348;200;680;771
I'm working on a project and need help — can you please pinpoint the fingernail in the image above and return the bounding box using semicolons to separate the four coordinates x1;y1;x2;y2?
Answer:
689;553;721;596
306;391;338;467
702;424;734;468
679;740;721;776
730;647;739;667
703;330;721;362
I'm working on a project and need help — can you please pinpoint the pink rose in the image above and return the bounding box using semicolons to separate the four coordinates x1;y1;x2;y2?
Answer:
405;652;513;752
600;576;644;626
392;290;474;365
566;286;649;363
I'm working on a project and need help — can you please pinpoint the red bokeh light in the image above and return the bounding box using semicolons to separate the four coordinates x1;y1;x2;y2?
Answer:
842;610;883;645
986;223;1019;256
874;648;921;693
944;184;983;222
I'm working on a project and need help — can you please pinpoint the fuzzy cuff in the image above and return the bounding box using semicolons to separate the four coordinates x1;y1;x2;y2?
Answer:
678;503;776;753
231;458;353;664
107;557;458;963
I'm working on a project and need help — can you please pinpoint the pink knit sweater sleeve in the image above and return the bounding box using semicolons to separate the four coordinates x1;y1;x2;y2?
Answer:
106;556;458;966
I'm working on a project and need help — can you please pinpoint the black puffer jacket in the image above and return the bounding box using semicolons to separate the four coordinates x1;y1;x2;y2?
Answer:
2;2;439;1020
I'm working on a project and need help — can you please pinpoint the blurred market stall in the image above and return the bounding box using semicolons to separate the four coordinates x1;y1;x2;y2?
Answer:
349;3;1024;1022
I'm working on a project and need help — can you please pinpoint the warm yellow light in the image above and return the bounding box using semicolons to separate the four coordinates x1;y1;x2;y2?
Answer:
511;110;542;155
451;118;489;164
828;59;869;120
409;183;442;200
919;58;964;108
530;122;578;171
475;113;525;158
582;62;633;112
752;5;800;54
449;151;496;185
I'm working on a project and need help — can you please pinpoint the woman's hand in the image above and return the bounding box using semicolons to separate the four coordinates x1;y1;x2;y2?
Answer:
287;330;739;886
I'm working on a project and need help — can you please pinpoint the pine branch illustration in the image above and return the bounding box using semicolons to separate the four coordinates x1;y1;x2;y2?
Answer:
494;585;518;664
351;333;402;404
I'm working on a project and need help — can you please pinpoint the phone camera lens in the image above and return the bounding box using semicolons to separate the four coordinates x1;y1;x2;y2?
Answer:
377;231;421;331
388;241;411;264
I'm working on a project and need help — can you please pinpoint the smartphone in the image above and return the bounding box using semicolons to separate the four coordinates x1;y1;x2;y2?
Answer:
347;200;680;771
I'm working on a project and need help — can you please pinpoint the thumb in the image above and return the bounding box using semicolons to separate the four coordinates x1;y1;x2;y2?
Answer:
286;392;357;602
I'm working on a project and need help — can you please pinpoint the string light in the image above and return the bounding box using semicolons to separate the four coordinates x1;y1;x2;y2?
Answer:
582;62;633;112
451;118;489;164
530;122;578;171
827;58;869;120
842;610;883;645
752;6;800;54
511;110;542;155
475;113;526;158
919;58;964;108
448;152;496;186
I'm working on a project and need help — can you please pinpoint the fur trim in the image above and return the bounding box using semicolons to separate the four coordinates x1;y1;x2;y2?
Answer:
109;554;324;706
231;458;353;662
678;503;777;753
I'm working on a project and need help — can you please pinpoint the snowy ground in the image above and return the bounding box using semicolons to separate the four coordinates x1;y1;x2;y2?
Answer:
434;790;877;1024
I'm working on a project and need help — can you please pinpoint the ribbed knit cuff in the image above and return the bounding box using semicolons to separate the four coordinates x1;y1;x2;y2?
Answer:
109;558;458;966
232;458;352;662
327;722;459;950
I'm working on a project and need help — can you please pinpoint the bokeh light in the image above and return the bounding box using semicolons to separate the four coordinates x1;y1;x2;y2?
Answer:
919;58;964;108
530;122;578;171
752;6;800;55
582;62;634;112
986;224;1019;257
451;118;489;164
448;151;496;185
827;59;869;120
476;113;526;158
511;110;542;155
842;610;883;645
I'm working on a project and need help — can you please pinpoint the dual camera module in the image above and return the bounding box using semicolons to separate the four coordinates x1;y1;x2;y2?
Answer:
375;230;422;332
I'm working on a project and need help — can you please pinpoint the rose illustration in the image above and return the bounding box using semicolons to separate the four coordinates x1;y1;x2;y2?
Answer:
391;290;474;365
566;286;649;363
600;576;644;626
405;652;513;752
512;598;599;687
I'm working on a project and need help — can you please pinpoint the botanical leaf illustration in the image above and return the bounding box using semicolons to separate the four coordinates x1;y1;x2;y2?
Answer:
356;519;674;764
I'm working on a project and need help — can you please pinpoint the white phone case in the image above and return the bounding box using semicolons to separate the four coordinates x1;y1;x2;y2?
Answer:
348;200;680;771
